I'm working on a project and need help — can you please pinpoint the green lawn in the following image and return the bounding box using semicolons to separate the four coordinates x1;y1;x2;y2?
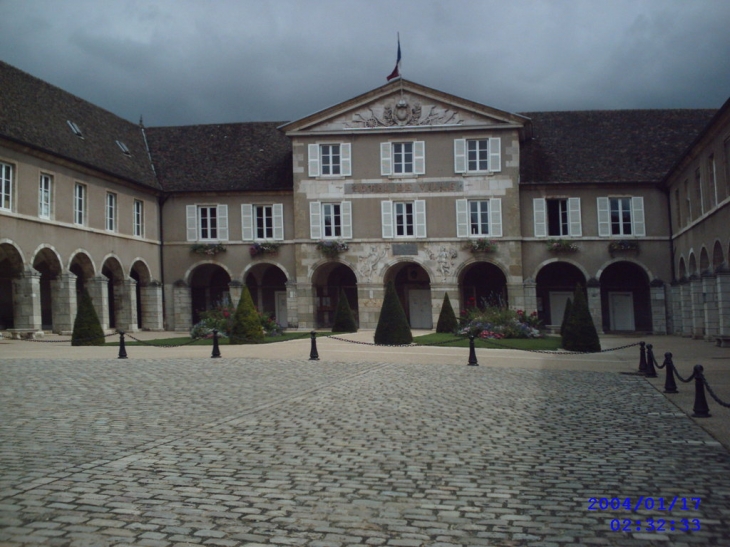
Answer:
413;333;563;351
109;332;312;346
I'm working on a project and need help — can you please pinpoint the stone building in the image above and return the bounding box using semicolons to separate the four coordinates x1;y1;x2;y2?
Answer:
1;60;728;342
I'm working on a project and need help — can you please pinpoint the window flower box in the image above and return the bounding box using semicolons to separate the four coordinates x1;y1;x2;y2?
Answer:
190;243;226;256
546;239;579;253
249;241;280;258
468;239;498;253
608;240;639;256
316;240;349;257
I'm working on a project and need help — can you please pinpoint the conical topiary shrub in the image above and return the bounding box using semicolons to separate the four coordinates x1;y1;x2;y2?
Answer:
374;281;412;345
229;286;264;344
71;288;106;346
436;292;458;333
562;285;601;352
560;297;572;336
331;287;358;333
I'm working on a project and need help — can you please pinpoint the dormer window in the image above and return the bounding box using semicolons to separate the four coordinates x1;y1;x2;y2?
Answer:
116;140;131;156
66;120;83;138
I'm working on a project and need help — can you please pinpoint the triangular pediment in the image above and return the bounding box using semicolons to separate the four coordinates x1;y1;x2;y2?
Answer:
281;79;530;136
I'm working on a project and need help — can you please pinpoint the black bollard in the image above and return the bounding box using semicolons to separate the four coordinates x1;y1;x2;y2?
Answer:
644;344;657;378
691;364;711;418
309;331;319;361
663;352;678;394
468;334;478;366
118;331;128;359
638;341;647;374
211;329;221;359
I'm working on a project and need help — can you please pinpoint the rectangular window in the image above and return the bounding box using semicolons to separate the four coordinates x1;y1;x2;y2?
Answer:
39;174;53;219
695;168;704;215
321;144;341;176
133;200;144;237
199;205;218;240
709;154;718;208
322;203;342;238
393;142;414;174
469;200;490;235
255;205;274;239
610;197;632;235
0;162;13;211
674;189;681;228
394;201;415;236
74;183;86;225
105;193;117;231
547;199;569;236
684;179;692;222
467;139;489;172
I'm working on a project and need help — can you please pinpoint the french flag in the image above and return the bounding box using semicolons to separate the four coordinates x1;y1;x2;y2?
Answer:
386;36;401;81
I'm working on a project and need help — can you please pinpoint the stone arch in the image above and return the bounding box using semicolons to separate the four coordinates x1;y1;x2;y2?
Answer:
712;240;724;270
453;256;510;285
183;260;233;286
188;263;232;325
678;256;687;280
382;261;433;329
458;261;508;310
304;258;360;285
700;247;710;273
101;255;126;330
596;257;655;283
688;252;697;276
535;261;587;327
68;250;96;294
0;240;26;329
530;257;590;285
378;256;436;287
245;262;291;327
130;259;153;330
32;246;64;330
311;262;359;329
599;260;652;332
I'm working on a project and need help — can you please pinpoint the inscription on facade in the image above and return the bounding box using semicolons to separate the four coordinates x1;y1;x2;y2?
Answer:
346;181;463;194
393;243;418;256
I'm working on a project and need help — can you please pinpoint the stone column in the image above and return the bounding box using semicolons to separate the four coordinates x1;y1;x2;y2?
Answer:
140;281;164;331
649;279;667;335
716;265;730;338
670;281;682;335
689;275;704;339
702;271;718;341
51;271;77;334
680;278;692;336
118;277;138;333
87;275;110;331
507;281;526;311
228;280;243;307
586;277;603;334
522;278;537;315
12;269;42;331
172;280;192;332
296;283;317;330
357;283;385;330
285;281;299;329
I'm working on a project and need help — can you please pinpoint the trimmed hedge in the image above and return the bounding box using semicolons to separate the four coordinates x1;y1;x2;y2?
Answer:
229;287;264;344
71;289;105;346
436;292;458;333
561;285;601;352
374;281;412;345
331;287;358;333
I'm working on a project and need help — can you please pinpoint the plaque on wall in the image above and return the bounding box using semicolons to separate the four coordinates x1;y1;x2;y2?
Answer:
393;243;418;256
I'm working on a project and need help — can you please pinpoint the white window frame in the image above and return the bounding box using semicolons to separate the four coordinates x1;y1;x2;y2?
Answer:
533;197;582;237
0;162;13;212
308;143;351;177
186;204;228;242
241;203;283;241
74;183;86;225
133;200;144;237
381;141;425;176
39;173;53;219
454;138;501;173
382;200;426;238
105;192;117;232
597;197;645;237
309;201;353;239
456;198;502;238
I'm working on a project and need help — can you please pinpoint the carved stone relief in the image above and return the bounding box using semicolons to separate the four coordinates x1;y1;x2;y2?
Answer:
346;96;463;128
358;245;390;282
427;245;458;279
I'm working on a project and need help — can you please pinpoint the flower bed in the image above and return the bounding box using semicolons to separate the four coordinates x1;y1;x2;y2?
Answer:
316;240;349;257
458;306;543;339
249;241;280;257
468;239;498;253
545;239;578;253
190;243;226;256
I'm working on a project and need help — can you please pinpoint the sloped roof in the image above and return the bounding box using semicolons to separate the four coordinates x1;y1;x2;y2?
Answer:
519;109;717;184
0;61;159;190
144;122;292;193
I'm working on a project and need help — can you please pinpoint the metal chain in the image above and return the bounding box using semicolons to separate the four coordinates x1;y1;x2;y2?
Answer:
671;362;695;383
702;376;730;408
654;355;666;369
125;333;206;348
10;331;118;343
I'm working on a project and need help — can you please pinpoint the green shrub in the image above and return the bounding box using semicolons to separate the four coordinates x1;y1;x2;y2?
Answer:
71;289;105;346
374;281;412;345
560;298;572;335
229;287;264;344
562;285;601;352
436;293;458;333
331;287;357;333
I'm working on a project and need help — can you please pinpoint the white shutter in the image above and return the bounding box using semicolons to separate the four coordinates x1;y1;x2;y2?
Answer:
414;141;425;174
414;200;427;238
186;205;198;241
273;203;284;241
454;139;467;173
309;201;322;240
380;142;392;176
490;198;502;237
217;205;229;241
241;203;254;241
533;198;547;238
456;199;469;237
568;197;582;237
381;200;394;238
341;201;352;239
308;144;320;177
340;143;351;176
597;197;610;237
632;196;645;236
489;137;501;172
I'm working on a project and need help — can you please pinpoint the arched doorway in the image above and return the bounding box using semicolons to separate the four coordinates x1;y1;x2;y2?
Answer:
130;260;152;329
0;242;24;329
101;257;125;330
189;264;231;325
312;263;358;328
459;261;507;311
535;262;586;327
712;241;724;270
600;261;651;332
33;248;63;330
245;263;289;327
69;252;95;295
384;262;432;329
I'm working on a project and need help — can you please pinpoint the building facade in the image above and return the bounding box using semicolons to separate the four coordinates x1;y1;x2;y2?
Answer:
1;60;728;341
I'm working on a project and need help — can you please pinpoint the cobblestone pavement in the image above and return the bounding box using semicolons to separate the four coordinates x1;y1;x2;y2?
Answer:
1;357;730;546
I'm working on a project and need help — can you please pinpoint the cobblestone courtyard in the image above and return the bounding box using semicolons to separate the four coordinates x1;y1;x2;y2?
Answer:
1;357;730;546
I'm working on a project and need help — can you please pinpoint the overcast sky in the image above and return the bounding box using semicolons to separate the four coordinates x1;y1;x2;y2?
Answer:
1;0;729;127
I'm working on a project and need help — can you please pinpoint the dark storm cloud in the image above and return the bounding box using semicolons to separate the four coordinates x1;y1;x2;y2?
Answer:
1;0;729;127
